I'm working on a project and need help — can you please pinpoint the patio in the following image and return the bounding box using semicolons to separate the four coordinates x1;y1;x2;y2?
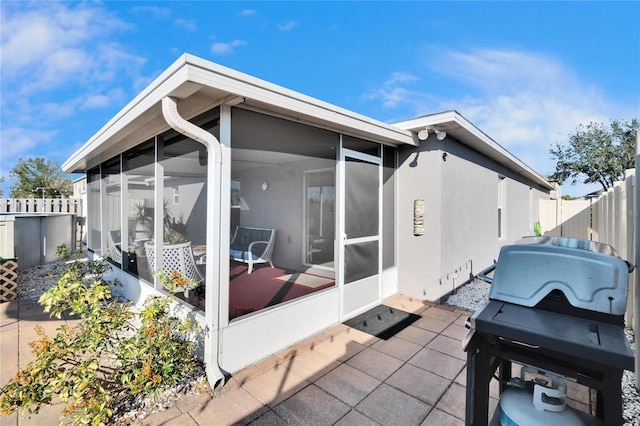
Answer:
0;294;594;426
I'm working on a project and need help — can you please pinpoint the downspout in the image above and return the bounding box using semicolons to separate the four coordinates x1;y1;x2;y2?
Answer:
162;96;225;389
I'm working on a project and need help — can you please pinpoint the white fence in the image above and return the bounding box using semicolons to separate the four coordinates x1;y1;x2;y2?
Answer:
540;169;638;382
0;198;85;266
540;170;636;315
539;198;591;240
0;198;82;214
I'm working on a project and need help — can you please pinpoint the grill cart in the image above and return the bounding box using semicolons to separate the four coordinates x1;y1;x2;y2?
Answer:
463;236;635;425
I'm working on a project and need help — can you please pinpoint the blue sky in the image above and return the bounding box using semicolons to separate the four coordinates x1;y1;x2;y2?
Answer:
1;1;638;197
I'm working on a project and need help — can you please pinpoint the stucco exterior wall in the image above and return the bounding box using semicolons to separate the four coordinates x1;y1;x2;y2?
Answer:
397;136;550;302
234;157;335;272
397;139;443;301
440;139;499;298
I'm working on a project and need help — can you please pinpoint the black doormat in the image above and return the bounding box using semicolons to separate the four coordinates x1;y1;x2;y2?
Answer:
343;305;421;340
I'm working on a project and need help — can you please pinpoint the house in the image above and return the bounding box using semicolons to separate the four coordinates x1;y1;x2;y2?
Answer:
62;54;553;387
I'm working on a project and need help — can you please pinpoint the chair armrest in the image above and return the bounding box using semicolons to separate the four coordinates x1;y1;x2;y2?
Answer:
248;240;269;256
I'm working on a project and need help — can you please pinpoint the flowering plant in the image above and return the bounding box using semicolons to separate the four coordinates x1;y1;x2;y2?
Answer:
153;269;198;293
0;246;202;425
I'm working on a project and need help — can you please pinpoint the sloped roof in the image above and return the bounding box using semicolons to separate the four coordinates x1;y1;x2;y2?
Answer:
393;111;554;190
63;54;415;172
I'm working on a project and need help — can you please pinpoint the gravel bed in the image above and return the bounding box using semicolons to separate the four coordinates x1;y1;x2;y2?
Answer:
15;259;211;424
446;278;640;426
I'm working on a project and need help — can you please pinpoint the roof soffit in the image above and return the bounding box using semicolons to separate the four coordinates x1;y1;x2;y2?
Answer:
64;55;414;172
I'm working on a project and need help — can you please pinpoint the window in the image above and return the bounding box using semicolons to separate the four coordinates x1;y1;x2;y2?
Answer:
102;158;121;265
229;107;338;320
87;108;218;312
498;176;506;239
124;139;155;281
158;134;209;309
305;170;335;266
86;167;101;253
382;146;396;269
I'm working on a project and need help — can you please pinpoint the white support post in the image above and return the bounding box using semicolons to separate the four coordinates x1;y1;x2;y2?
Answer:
634;127;639;389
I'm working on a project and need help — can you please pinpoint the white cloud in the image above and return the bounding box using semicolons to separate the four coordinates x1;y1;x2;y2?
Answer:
240;9;257;16
82;88;127;109
1;3;143;100
0;2;146;133
365;47;631;191
363;72;428;108
1;3;130;82
211;40;247;55
174;18;198;31
278;21;299;31
0;127;58;161
131;6;171;19
428;48;621;179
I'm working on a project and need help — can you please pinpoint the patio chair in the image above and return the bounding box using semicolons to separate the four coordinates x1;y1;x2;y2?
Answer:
107;230;123;264
144;241;204;296
229;226;276;274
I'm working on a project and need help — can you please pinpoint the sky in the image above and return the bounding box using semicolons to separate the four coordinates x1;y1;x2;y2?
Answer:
1;1;639;197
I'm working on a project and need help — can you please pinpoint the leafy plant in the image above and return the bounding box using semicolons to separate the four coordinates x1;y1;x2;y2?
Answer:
154;269;198;294
130;200;188;243
0;246;203;425
533;221;542;237
131;201;154;239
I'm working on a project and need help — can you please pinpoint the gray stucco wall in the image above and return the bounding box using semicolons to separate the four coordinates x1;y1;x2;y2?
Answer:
397;138;443;301
234;157;334;273
440;139;499;298
397;135;550;302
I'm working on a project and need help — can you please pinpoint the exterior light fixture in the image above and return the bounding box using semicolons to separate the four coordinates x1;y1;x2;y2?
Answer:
417;127;447;141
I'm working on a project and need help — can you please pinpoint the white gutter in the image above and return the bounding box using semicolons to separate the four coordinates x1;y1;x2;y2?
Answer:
162;96;225;389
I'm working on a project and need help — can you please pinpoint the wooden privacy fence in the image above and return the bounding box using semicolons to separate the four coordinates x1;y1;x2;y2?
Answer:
0;198;82;214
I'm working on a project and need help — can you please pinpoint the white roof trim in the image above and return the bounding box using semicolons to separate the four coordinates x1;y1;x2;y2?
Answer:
63;54;414;172
394;111;554;190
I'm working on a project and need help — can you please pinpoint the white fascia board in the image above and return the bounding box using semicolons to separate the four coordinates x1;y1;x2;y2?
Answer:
393;110;460;130
64;54;414;172
63;60;192;172
183;58;414;146
394;111;553;190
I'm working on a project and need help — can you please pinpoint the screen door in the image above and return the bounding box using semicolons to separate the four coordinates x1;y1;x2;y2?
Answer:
340;149;381;318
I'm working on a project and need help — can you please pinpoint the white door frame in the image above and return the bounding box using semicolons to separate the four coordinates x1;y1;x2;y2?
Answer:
338;146;382;320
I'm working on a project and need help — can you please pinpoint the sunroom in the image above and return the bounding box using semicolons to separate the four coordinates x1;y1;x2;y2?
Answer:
63;54;415;386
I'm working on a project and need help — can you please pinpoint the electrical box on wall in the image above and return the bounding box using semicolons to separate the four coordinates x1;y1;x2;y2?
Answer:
413;199;425;236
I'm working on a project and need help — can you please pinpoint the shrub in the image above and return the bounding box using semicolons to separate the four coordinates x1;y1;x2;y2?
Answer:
0;247;202;425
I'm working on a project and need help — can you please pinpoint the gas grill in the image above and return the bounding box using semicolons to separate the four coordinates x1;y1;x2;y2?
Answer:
463;236;635;425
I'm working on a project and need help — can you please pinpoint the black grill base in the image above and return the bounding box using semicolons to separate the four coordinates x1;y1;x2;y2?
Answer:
463;301;634;425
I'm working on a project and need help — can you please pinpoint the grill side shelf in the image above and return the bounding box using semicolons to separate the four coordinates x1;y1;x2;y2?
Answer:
471;301;634;371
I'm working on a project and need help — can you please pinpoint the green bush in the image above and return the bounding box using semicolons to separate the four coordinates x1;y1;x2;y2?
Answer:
0;247;202;425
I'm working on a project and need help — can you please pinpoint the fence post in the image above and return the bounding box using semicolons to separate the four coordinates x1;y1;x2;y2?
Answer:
634;128;639;389
615;182;625;258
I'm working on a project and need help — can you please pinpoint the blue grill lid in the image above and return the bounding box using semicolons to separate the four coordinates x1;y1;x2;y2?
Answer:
489;237;630;315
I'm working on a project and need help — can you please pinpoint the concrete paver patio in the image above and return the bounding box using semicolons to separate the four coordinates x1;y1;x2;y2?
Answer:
0;295;593;425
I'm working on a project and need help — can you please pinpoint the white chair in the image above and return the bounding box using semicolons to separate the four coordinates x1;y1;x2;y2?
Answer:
229;226;276;274
107;230;123;264
144;241;204;296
